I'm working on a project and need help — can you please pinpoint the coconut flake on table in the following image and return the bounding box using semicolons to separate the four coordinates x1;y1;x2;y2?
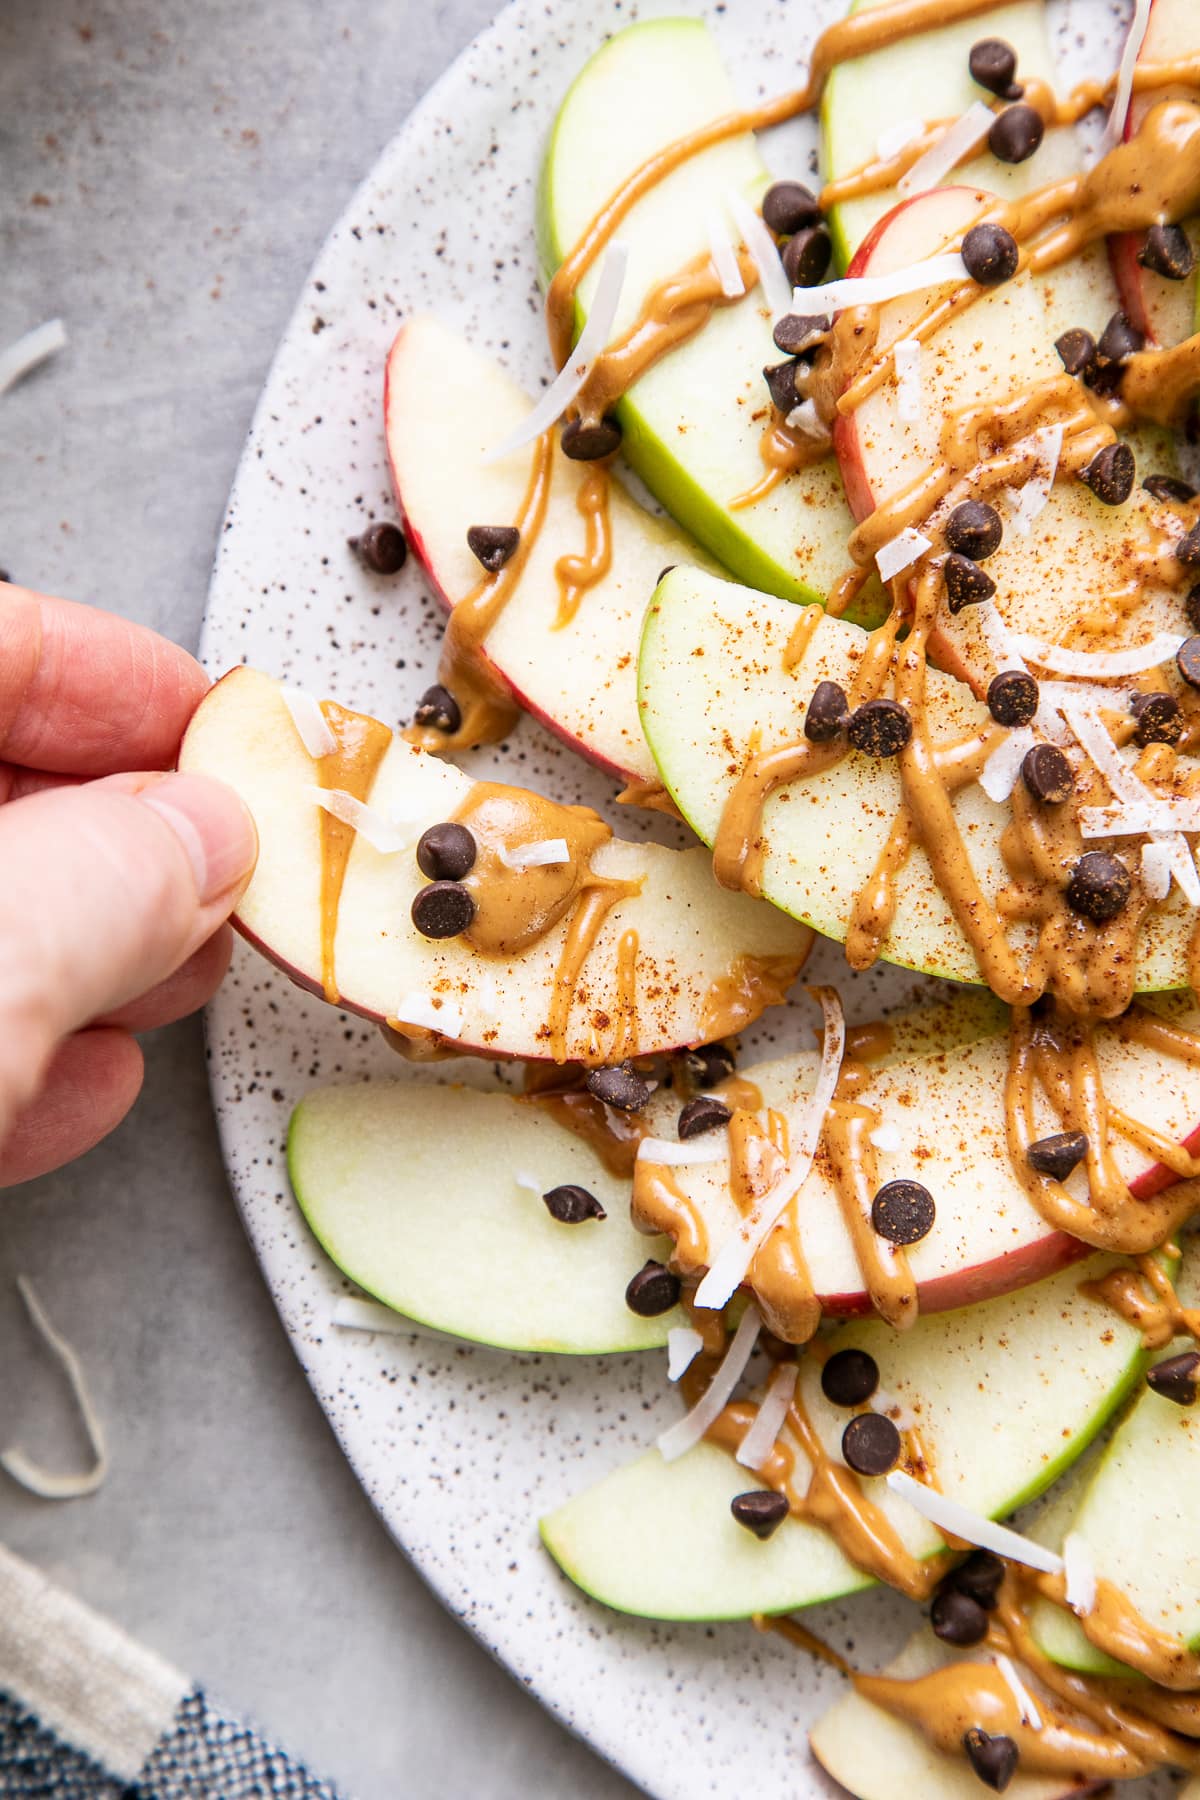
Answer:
706;209;745;299
394;991;464;1037
0;318;67;398
797;254;966;318
995;1653;1043;1730
886;1469;1065;1574
736;1362;799;1471
876;116;926;162
304;785;415;854
657;1303;762;1463
636;1135;728;1167
876;527;932;583
1010;631;1185;678
1003;423;1063;536
869;1122;902;1152
666;1327;705;1383
1102;0;1152;153
1063;1531;1098;1616
485;241;629;462
1;1277;108;1500
497;837;571;870
281;684;338;758
898;101;995;197
979;726;1035;803
892;336;923;424
725;187;792;319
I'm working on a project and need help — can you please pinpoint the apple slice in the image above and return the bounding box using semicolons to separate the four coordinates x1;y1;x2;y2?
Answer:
537;17;871;612
386;315;722;788
539;1253;1152;1621
638;566;1196;992
177;666;811;1062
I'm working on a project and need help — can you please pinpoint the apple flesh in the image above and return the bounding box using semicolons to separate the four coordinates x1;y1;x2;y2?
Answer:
177;665;812;1062
539;1253;1153;1621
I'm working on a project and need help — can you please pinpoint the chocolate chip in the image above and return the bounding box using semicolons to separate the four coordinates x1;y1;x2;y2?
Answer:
931;1586;990;1646
730;1488;791;1539
561;415;621;460
1146;1349;1200;1406
805;678;851;742
988;103;1043;164
411;880;476;940
1143;473;1196;504
969;37;1018;96
351;520;408;574
987;669;1038;728
466;523;520;572
963;1728;1019;1792
962;222;1019;286
762;181;822;236
1187;587;1200;634
684;1043;736;1087
1081;441;1135;506
821;1347;879;1407
943;553;996;613
625;1259;680;1317
413;684;461;734
945;499;1003;561
1180;635;1200;689
841;1411;902;1477
847;698;912;757
1066;851;1131;922
678;1096;731;1140
1021;742;1075;805
1027;1129;1088;1180
951;1549;1006;1608
763;359;801;414
1130;690;1182;746
1097;310;1144;364
1175;526;1200;570
416;822;477;882
1054;327;1096;376
542;1183;606;1224
871;1178;936;1246
1083;356;1127;399
773;312;830;355
782;225;832;288
586;1063;652;1112
1139;222;1195;282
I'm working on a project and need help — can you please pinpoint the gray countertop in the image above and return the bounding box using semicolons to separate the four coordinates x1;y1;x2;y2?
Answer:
0;3;638;1793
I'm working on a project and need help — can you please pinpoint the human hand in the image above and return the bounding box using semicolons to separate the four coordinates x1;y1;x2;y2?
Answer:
0;583;257;1187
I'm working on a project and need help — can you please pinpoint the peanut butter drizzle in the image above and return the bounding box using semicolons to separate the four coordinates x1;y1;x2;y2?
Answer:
546;878;644;1062
1083;1252;1200;1350
696;950;810;1043
731;416;831;512
314;701;393;1002
553;464;613;629
751;1612;854;1677
614;777;684;818
782;602;824;673
1036;1568;1200;1694
521;1085;649;1177
823;1065;919;1329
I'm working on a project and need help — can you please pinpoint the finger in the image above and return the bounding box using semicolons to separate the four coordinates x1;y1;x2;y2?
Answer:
97;926;234;1033
0;763;80;805
0;1028;144;1188
0;582;210;774
0;771;257;1144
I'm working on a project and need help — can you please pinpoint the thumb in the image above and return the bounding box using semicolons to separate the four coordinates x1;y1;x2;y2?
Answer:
0;771;257;1142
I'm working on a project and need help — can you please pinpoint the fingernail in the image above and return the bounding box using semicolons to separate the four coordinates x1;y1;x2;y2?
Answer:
141;773;258;904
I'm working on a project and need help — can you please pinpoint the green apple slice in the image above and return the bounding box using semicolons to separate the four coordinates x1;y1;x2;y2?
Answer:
638;566;1196;992
538;17;871;612
539;1254;1152;1621
178;665;811;1062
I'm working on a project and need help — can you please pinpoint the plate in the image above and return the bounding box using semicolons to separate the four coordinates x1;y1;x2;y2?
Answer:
199;1;1170;1794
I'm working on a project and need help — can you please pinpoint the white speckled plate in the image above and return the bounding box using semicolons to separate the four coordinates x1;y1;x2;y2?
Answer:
200;2;1171;1795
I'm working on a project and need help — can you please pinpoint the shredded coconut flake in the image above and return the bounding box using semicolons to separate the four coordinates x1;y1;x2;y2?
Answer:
658;1303;762;1463
869;1122;902;1152
485;242;629;461
1063;1531;1098;1616
0;318;67;398
979;726;1035;803
871;1383;918;1432
666;1326;705;1382
876;527;932;582
1141;838;1174;899
1004;423;1063;536
877;116;926;161
280;685;338;758
726;187;792;318
1083;800;1200;838
978;601;1030;677
498;837;571;870
304;785;413;853
1103;0;1152;152
893;336;923;423
707;209;745;298
513;1170;543;1195
1010;631;1184;678
785;397;827;438
637;1135;728;1167
995;1653;1043;1729
394;991;464;1038
736;1363;799;1471
1;1277;108;1500
798;254;966;318
898;101;995;197
886;1469;1065;1572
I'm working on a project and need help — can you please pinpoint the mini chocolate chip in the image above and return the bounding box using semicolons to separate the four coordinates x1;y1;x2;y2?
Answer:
1021;742;1075;805
1097;310;1144;364
678;1095;732;1140
962;222;1019;286
1066;851;1131;923
951;1549;1006;1608
841;1411;902;1477
762;181;823;236
987;670;1039;728
466;523;520;572
1130;690;1183;746
1083;356;1127;400
413;684;461;734
773;312;830;355
586;1063;652;1112
763;359;801;414
625;1259;680;1317
1054;327;1096;376
1146;1349;1200;1406
1178;635;1200;688
1139;222;1195;282
945;499;1003;561
943;553;996;612
783;225;832;288
805;678;851;742
1027;1129;1088;1180
988;103;1043;164
411;880;476;940
416;822;477;881
1143;473;1197;503
847;698;912;757
352;520;408;574
963;1728;1019;1793
931;1587;990;1647
561;415;622;460
1176;526;1200;570
542;1183;606;1224
730;1488;791;1540
1081;441;1135;506
685;1043;736;1087
969;37;1018;96
871;1178;936;1246
821;1347;879;1407
1187;586;1200;634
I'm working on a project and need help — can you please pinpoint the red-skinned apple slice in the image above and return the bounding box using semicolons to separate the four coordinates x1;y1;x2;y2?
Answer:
178;666;812;1063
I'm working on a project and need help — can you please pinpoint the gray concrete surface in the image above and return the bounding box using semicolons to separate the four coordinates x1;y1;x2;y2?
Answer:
0;3;639;1793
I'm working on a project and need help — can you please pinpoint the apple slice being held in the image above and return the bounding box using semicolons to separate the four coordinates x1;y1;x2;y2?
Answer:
178;666;812;1063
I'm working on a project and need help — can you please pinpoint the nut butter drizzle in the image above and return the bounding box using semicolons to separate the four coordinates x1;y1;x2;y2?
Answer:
314;701;394;1002
553;465;613;629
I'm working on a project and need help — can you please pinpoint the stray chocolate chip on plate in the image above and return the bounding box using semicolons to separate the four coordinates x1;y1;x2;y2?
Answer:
466;523;520;572
871;1178;936;1246
1054;327;1095;376
1139;222;1195;282
847;698;912;757
761;180;822;236
413;684;462;734
1130;690;1182;746
678;1095;731;1140
1021;742;1074;805
963;1727;1019;1792
931;1586;990;1647
542;1183;606;1224
988;102;1043;164
783;225;832;288
805;678;851;742
945;500;1003;561
821;1347;879;1408
961;222;1019;286
1146;1349;1200;1406
351;520;408;574
773;312;830;355
1081;441;1135;506
586;1062;652;1112
1066;851;1131;922
411;880;476;940
841;1411;902;1477
943;553;995;612
968;37;1017;96
763;359;801;414
684;1042;736;1087
1143;473;1196;504
625;1259;680;1317
1026;1129;1087;1180
730;1489;790;1540
987;669;1038;728
416;821;477;882
1097;310;1144;364
561;415;621;460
